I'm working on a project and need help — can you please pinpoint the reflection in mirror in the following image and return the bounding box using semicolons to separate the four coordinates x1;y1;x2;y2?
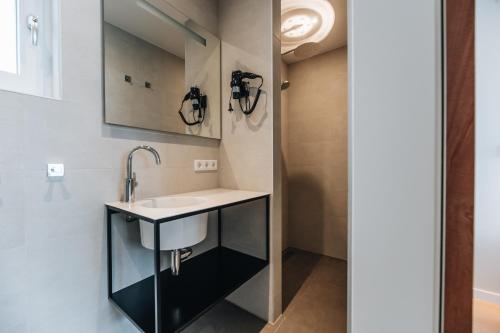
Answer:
103;0;221;139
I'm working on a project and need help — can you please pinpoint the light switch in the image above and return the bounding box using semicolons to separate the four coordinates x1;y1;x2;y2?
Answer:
47;164;64;178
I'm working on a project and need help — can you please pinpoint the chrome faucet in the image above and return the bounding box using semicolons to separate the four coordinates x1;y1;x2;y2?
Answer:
124;145;161;203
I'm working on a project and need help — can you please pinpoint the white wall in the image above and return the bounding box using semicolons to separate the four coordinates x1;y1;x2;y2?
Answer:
349;0;442;332
0;1;220;332
474;0;500;306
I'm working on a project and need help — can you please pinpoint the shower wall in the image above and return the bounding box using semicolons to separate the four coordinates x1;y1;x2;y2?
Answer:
286;47;348;259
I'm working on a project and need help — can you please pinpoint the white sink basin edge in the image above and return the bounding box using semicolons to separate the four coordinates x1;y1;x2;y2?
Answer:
139;196;208;251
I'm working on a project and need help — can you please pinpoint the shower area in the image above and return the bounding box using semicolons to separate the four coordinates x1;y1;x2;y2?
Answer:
280;0;348;331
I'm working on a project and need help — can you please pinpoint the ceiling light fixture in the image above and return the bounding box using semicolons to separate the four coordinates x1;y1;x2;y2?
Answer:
281;0;335;54
282;15;319;38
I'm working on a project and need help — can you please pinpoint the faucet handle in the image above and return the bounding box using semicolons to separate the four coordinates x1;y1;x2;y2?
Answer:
132;172;138;187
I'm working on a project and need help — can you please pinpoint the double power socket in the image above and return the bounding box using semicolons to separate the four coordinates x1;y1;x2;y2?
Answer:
194;160;218;172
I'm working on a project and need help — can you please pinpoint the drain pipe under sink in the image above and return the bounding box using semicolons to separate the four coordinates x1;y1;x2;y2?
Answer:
170;248;193;276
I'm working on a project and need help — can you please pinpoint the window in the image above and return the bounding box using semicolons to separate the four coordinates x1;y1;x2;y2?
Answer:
0;0;61;99
0;0;18;74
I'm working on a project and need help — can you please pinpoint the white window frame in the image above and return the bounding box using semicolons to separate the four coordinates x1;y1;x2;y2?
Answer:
0;0;61;99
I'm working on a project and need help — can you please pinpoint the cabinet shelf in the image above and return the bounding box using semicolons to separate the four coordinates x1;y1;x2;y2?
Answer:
111;247;267;333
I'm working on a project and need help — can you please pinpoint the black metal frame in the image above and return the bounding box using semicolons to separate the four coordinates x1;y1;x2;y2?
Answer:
106;195;270;333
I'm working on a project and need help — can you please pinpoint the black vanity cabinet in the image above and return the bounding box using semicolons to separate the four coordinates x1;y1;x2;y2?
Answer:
106;190;270;333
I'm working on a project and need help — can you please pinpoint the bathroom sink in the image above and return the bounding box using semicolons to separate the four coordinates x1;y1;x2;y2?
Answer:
139;196;208;251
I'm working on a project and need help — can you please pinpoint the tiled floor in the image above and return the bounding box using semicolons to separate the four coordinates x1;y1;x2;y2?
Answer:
474;299;500;333
188;249;347;333
269;249;347;333
184;301;268;333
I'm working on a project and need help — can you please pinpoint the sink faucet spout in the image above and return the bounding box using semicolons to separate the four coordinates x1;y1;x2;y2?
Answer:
124;145;161;203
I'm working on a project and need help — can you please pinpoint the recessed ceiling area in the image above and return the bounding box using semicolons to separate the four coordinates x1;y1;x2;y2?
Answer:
281;0;347;64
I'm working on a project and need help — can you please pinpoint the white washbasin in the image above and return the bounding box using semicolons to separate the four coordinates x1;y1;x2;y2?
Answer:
139;197;208;251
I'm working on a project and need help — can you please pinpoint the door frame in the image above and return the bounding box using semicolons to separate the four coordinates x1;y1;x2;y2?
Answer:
443;0;475;331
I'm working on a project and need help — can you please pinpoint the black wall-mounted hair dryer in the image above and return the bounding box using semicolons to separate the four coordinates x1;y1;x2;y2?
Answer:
228;70;263;115
178;87;207;126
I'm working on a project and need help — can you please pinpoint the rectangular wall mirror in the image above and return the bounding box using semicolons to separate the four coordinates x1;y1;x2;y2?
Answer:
102;0;221;139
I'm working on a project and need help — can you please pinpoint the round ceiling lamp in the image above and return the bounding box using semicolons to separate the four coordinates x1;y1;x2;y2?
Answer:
281;0;335;55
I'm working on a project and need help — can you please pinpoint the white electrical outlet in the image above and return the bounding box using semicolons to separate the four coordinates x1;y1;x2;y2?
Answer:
194;160;218;172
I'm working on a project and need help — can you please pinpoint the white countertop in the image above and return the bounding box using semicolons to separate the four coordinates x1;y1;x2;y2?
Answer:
106;188;269;221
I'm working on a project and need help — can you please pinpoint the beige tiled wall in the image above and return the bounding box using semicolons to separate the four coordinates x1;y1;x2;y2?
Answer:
287;47;348;260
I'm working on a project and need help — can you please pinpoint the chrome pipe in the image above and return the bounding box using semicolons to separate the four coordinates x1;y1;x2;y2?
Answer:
170;248;193;276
